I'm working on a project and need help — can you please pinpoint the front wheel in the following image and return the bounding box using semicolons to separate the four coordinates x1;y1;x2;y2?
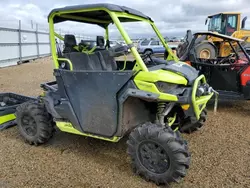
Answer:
127;122;190;185
179;109;207;134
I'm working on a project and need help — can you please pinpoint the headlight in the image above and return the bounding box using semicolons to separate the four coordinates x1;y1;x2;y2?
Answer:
196;83;212;97
155;82;187;95
196;87;205;97
156;82;177;93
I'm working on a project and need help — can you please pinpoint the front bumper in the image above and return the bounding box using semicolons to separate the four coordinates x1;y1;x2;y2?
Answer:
192;75;214;120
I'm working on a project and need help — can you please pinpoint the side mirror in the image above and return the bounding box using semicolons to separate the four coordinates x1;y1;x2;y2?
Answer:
205;18;208;25
96;36;104;47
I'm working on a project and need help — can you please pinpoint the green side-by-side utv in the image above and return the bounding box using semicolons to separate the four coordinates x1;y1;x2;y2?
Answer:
14;4;215;185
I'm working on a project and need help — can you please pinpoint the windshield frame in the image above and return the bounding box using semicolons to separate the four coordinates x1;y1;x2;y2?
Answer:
113;12;178;64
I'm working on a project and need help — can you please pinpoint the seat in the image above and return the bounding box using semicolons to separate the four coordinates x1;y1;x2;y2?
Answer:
88;53;106;70
97;50;117;70
63;35;78;54
62;34;118;71
95;35;117;70
64;52;108;71
64;52;93;70
178;30;193;60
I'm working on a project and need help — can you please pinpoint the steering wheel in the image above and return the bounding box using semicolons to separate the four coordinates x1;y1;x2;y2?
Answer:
108;44;129;57
217;53;236;64
140;51;155;65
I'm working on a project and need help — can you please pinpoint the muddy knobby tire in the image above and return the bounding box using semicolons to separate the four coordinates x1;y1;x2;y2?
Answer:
15;101;54;145
127;122;190;186
180;109;207;134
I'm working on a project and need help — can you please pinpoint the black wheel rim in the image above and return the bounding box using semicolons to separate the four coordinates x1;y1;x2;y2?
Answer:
138;141;170;174
21;115;37;136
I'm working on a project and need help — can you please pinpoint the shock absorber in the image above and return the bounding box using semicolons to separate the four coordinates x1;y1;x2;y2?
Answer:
156;102;165;125
157;102;175;126
157;102;166;115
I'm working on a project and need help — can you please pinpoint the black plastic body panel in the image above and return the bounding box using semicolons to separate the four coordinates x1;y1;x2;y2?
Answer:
43;91;61;119
45;71;83;132
56;69;133;137
177;88;192;104
54;100;81;129
49;3;152;25
41;80;82;130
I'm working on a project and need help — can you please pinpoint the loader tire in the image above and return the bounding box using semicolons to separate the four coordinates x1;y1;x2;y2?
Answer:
195;42;216;59
127;122;190;186
15;101;54;145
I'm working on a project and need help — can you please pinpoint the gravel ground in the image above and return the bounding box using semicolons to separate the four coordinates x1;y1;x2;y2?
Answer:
0;58;249;188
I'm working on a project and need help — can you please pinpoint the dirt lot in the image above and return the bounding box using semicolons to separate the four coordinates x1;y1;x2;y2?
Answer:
0;57;249;188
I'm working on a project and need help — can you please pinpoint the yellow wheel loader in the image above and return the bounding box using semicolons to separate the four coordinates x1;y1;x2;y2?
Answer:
175;12;250;59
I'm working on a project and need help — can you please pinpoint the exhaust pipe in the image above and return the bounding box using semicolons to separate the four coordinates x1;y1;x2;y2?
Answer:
242;16;247;29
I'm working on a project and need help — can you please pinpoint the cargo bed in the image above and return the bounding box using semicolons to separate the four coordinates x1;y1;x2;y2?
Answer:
0;93;36;130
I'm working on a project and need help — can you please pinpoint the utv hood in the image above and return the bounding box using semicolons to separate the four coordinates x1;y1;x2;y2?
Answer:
148;61;199;85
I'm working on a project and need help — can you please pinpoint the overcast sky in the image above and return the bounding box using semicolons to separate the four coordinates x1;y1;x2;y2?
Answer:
0;0;250;39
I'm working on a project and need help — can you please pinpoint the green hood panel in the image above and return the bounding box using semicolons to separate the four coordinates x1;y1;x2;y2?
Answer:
148;62;199;85
134;68;188;85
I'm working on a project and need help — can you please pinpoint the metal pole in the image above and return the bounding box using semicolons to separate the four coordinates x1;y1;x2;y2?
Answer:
18;20;22;64
59;29;62;51
36;24;40;58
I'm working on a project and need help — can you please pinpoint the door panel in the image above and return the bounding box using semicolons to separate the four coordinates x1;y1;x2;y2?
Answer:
59;70;133;137
225;14;237;36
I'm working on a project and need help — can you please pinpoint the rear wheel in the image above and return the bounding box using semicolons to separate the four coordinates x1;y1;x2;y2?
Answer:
127;122;190;185
15;101;54;145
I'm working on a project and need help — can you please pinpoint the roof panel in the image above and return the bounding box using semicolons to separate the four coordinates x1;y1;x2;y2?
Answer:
208;12;241;18
48;3;152;26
